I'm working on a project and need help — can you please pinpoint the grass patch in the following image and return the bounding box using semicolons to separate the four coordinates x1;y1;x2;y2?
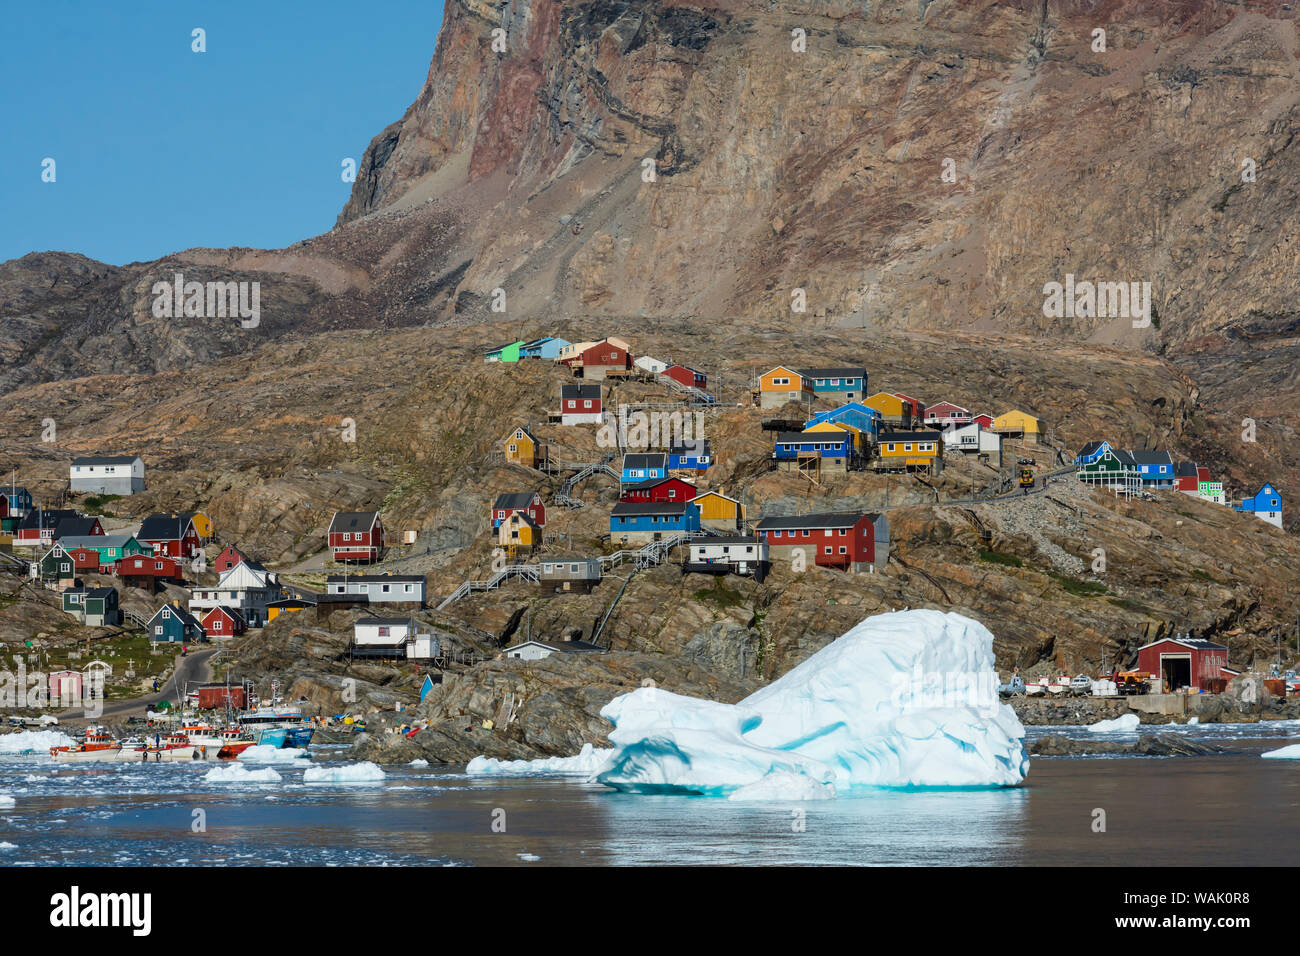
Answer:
693;578;746;609
978;549;1023;568
1108;597;1151;614
80;493;122;517
1046;571;1109;597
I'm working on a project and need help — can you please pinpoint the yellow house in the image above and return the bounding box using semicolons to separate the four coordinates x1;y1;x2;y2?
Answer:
503;426;543;468
759;366;813;410
992;410;1042;444
184;510;214;541
863;392;912;428
498;511;541;554
803;420;865;452
691;490;745;531
877;430;944;471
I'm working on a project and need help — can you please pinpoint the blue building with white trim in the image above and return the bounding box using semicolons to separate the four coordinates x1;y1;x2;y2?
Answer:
1236;483;1282;529
609;501;700;544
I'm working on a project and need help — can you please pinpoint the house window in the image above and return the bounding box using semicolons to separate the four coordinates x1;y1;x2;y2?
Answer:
773;377;789;386
155;626;163;635
379;626;390;637
839;546;847;555
584;400;592;408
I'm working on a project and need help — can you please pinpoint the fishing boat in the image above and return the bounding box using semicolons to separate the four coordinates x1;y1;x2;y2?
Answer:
216;729;257;759
50;728;121;762
117;731;199;762
238;683;315;749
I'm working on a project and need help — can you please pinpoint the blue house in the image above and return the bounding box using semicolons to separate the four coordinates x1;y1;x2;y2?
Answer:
1236;483;1283;529
520;336;570;360
609;501;700;544
4;485;33;518
804;402;882;443
802;367;868;401
772;431;857;474
1130;449;1175;488
667;440;711;471
622;453;668;484
147;603;205;644
1073;441;1113;467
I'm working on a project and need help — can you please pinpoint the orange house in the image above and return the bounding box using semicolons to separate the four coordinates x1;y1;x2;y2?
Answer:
759;366;813;410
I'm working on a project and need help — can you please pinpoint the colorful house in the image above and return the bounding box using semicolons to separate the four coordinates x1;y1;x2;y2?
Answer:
137;513;200;558
621;476;697;504
684;537;769;581
214;544;249;574
62;586;120;627
803;419;865;453
609;501;700;545
1236;483;1282;529
37;543;78;587
59;533;147;571
560;384;603;425
923;402;972;428
754;512;890;573
520;336;570;360
147;602;205;644
182;510;214;541
759;366;813;410
565;338;632;380
691;490;744;532
188;560;285;627
892;394;926;422
1174;461;1200;493
3;486;33;519
622;453;668;484
539;555;602;593
1077;447;1141;495
971;413;995;429
15;509;79;548
803;367;867;401
115;554;185;591
491;491;545;529
667;439;711;471
876;431;944;472
1131;449;1175;488
804;402;882;444
662;365;707;390
498;510;542;554
772;430;857;474
484;340;525;363
991;410;1042;444
200;606;247;638
328;511;385;563
941;423;1001;465
1137;637;1231;692
503;426;545;468
1073;441;1113;467
863;392;912;429
1198;481;1226;506
51;516;104;541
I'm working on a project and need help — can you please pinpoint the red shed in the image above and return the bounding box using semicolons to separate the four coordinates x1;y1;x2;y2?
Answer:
662;365;707;390
1136;637;1231;692
620;476;697;504
200;606;247;637
196;685;247;710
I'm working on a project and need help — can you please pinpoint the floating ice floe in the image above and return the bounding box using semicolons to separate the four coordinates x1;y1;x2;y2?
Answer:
205;764;282;783
471;610;1029;797
237;745;311;764
1088;713;1141;734
0;842;15;850
1261;744;1300;760
0;795;15;808
302;762;386;783
467;742;614;776
409;759;429;768
0;730;75;755
517;852;540;862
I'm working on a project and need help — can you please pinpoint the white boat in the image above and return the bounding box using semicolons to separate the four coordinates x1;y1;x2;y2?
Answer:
50;729;121;763
116;732;200;763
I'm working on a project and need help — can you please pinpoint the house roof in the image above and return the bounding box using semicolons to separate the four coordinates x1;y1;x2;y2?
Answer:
504;511;541;530
507;425;537;444
356;617;416;627
17;509;77;531
71;455;139;466
624;476;695;493
776;431;852;443
53;517;101;538
667;439;711;454
493;492;539;511
150;603;202;628
756;512;875;531
59;534;137;551
1112;449;1138;467
1175;461;1198;477
504;639;604;654
202;605;246;624
879;431;943;442
1130;449;1173;466
84;587;116;600
137;513;193;541
623;453;668;469
925;402;969;414
691;535;761;545
328;511;379;534
801;367;866;379
611;501;692;516
1137;636;1228;653
561;384;601;401
1077;440;1107;457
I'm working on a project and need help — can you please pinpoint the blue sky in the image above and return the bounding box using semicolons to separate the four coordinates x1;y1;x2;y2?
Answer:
2;1;445;266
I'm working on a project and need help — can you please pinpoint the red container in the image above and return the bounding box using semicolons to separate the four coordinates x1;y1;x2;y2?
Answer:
196;687;246;710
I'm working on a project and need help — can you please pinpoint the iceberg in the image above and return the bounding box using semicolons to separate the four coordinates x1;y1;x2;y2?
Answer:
204;764;282;783
468;742;614;776
1262;744;1300;760
302;762;386;783
470;610;1029;797
0;730;74;754
237;745;310;764
1087;713;1140;734
409;759;429;768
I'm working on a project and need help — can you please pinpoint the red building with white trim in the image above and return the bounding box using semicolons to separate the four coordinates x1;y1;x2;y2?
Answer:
619;476;697;504
754;512;890;573
662;365;707;390
1136;637;1231;692
328;511;384;563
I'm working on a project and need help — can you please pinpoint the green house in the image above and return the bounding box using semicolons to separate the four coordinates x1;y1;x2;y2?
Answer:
58;533;147;568
484;340;525;363
38;543;76;583
1077;448;1141;494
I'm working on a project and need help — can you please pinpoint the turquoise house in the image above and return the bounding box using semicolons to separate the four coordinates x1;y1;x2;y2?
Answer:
802;367;868;400
520;337;570;359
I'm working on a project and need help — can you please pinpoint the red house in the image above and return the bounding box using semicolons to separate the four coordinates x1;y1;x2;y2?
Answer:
662;365;707;390
971;413;995;429
114;554;185;590
66;547;103;574
1174;461;1199;492
214;544;249;574
328;511;384;563
570;340;632;379
560;384;603;425
15;509;81;547
620;476;697;504
137;513;200;558
892;394;926;423
1136;637;1231;692
491;492;545;529
754;512;890;573
200;606;247;637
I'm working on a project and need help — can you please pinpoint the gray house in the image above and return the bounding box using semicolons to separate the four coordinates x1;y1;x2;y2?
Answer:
538;556;602;593
325;573;426;606
70;455;145;495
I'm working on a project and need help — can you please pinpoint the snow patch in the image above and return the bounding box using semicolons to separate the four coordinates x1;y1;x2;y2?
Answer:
1088;713;1140;734
204;764;282;783
302;762;386;783
467;743;614;776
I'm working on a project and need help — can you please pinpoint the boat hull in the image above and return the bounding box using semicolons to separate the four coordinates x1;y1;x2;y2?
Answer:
50;747;121;763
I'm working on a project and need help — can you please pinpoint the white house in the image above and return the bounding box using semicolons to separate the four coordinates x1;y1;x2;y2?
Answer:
941;423;1002;464
634;355;669;375
503;637;604;660
188;560;284;628
69;455;145;495
353;616;416;645
684;538;769;579
325;573;425;605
